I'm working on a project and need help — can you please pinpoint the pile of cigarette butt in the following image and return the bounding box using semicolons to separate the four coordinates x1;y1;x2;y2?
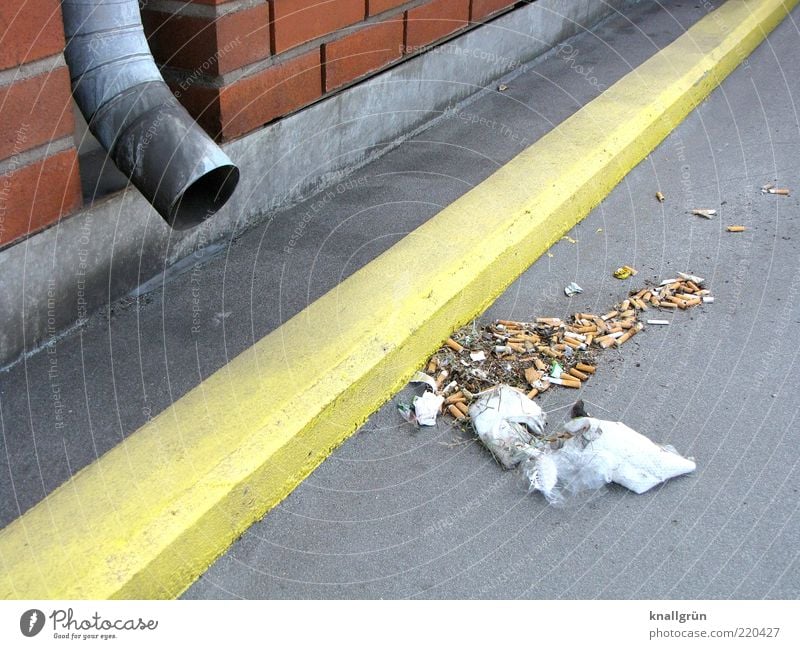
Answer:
410;273;713;425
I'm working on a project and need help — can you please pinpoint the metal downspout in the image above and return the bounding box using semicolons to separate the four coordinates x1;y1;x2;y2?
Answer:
61;0;240;229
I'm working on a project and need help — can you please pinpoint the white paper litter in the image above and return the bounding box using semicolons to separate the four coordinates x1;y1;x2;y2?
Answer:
469;385;546;469
470;350;487;362
413;391;444;426
525;415;695;504
678;272;705;285
564;282;583;297
409;371;438;392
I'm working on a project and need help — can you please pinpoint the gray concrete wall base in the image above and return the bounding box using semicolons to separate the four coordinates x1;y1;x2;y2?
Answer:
0;0;634;368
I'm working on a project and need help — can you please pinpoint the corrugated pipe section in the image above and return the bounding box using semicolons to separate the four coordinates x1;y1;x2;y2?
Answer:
61;0;240;229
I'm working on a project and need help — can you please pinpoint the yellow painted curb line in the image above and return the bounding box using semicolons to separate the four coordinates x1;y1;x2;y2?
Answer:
1;0;795;599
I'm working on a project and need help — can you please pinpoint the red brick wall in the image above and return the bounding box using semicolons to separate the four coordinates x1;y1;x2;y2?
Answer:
142;0;518;141
0;0;82;249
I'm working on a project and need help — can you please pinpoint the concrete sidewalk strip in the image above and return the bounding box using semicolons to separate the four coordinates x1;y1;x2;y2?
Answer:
1;0;795;600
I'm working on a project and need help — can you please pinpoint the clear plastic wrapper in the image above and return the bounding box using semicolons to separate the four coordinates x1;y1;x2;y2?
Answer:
525;415;696;504
469;385;546;469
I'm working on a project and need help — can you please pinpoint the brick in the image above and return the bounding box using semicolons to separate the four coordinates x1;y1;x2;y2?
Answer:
0;68;74;161
270;0;364;53
169;80;224;138
0;149;82;247
143;5;270;76
0;0;65;70
368;0;407;16
218;49;322;139
405;0;470;49
324;19;403;91
471;0;515;22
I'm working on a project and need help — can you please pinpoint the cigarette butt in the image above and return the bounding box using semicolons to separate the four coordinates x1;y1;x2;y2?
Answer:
584;333;594;346
726;225;747;232
538;346;562;359
532;357;547;371
526;388;539;399
656;191;665;202
570;325;596;334
649;296;661;306
646;319;670;325
684;297;702;307
524;368;542;385
568;368;589;381
426;358;438;374
620;299;631;311
666;296;688;309
447;404;466;420
554;377;581;388
703;296;715;303
497;320;525;328
445;338;464;353
642;291;652;301
602;310;619;321
633;298;649;311
552;344;568;352
454;401;470;416
562;338;581;349
576;313;597;320
445;392;465;405
691;209;716;219
508;342;526;353
435;370;448;388
576;363;596;374
536;317;563;326
768;188;790;195
659;301;677;309
618;309;636;318
615;322;643;346
563;331;586;342
605;325;623;334
696;289;711;296
686;281;702;293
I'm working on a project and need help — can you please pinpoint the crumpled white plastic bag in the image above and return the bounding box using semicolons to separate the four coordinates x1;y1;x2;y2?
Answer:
525;416;696;504
469;385;546;469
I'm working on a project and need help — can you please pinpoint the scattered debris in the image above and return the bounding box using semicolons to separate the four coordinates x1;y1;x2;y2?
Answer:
677;271;704;284
691;209;716;219
564;282;583;297
397;402;418;428
524;408;696;505
613;265;637;279
726;225;747;232
498;83;509;92
656;191;665;203
400;274;713;434
469;385;545;469
409;370;438;392
561;235;578;244
762;183;790;196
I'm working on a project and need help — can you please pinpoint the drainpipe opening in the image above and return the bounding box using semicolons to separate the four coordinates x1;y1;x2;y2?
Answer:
169;165;241;230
